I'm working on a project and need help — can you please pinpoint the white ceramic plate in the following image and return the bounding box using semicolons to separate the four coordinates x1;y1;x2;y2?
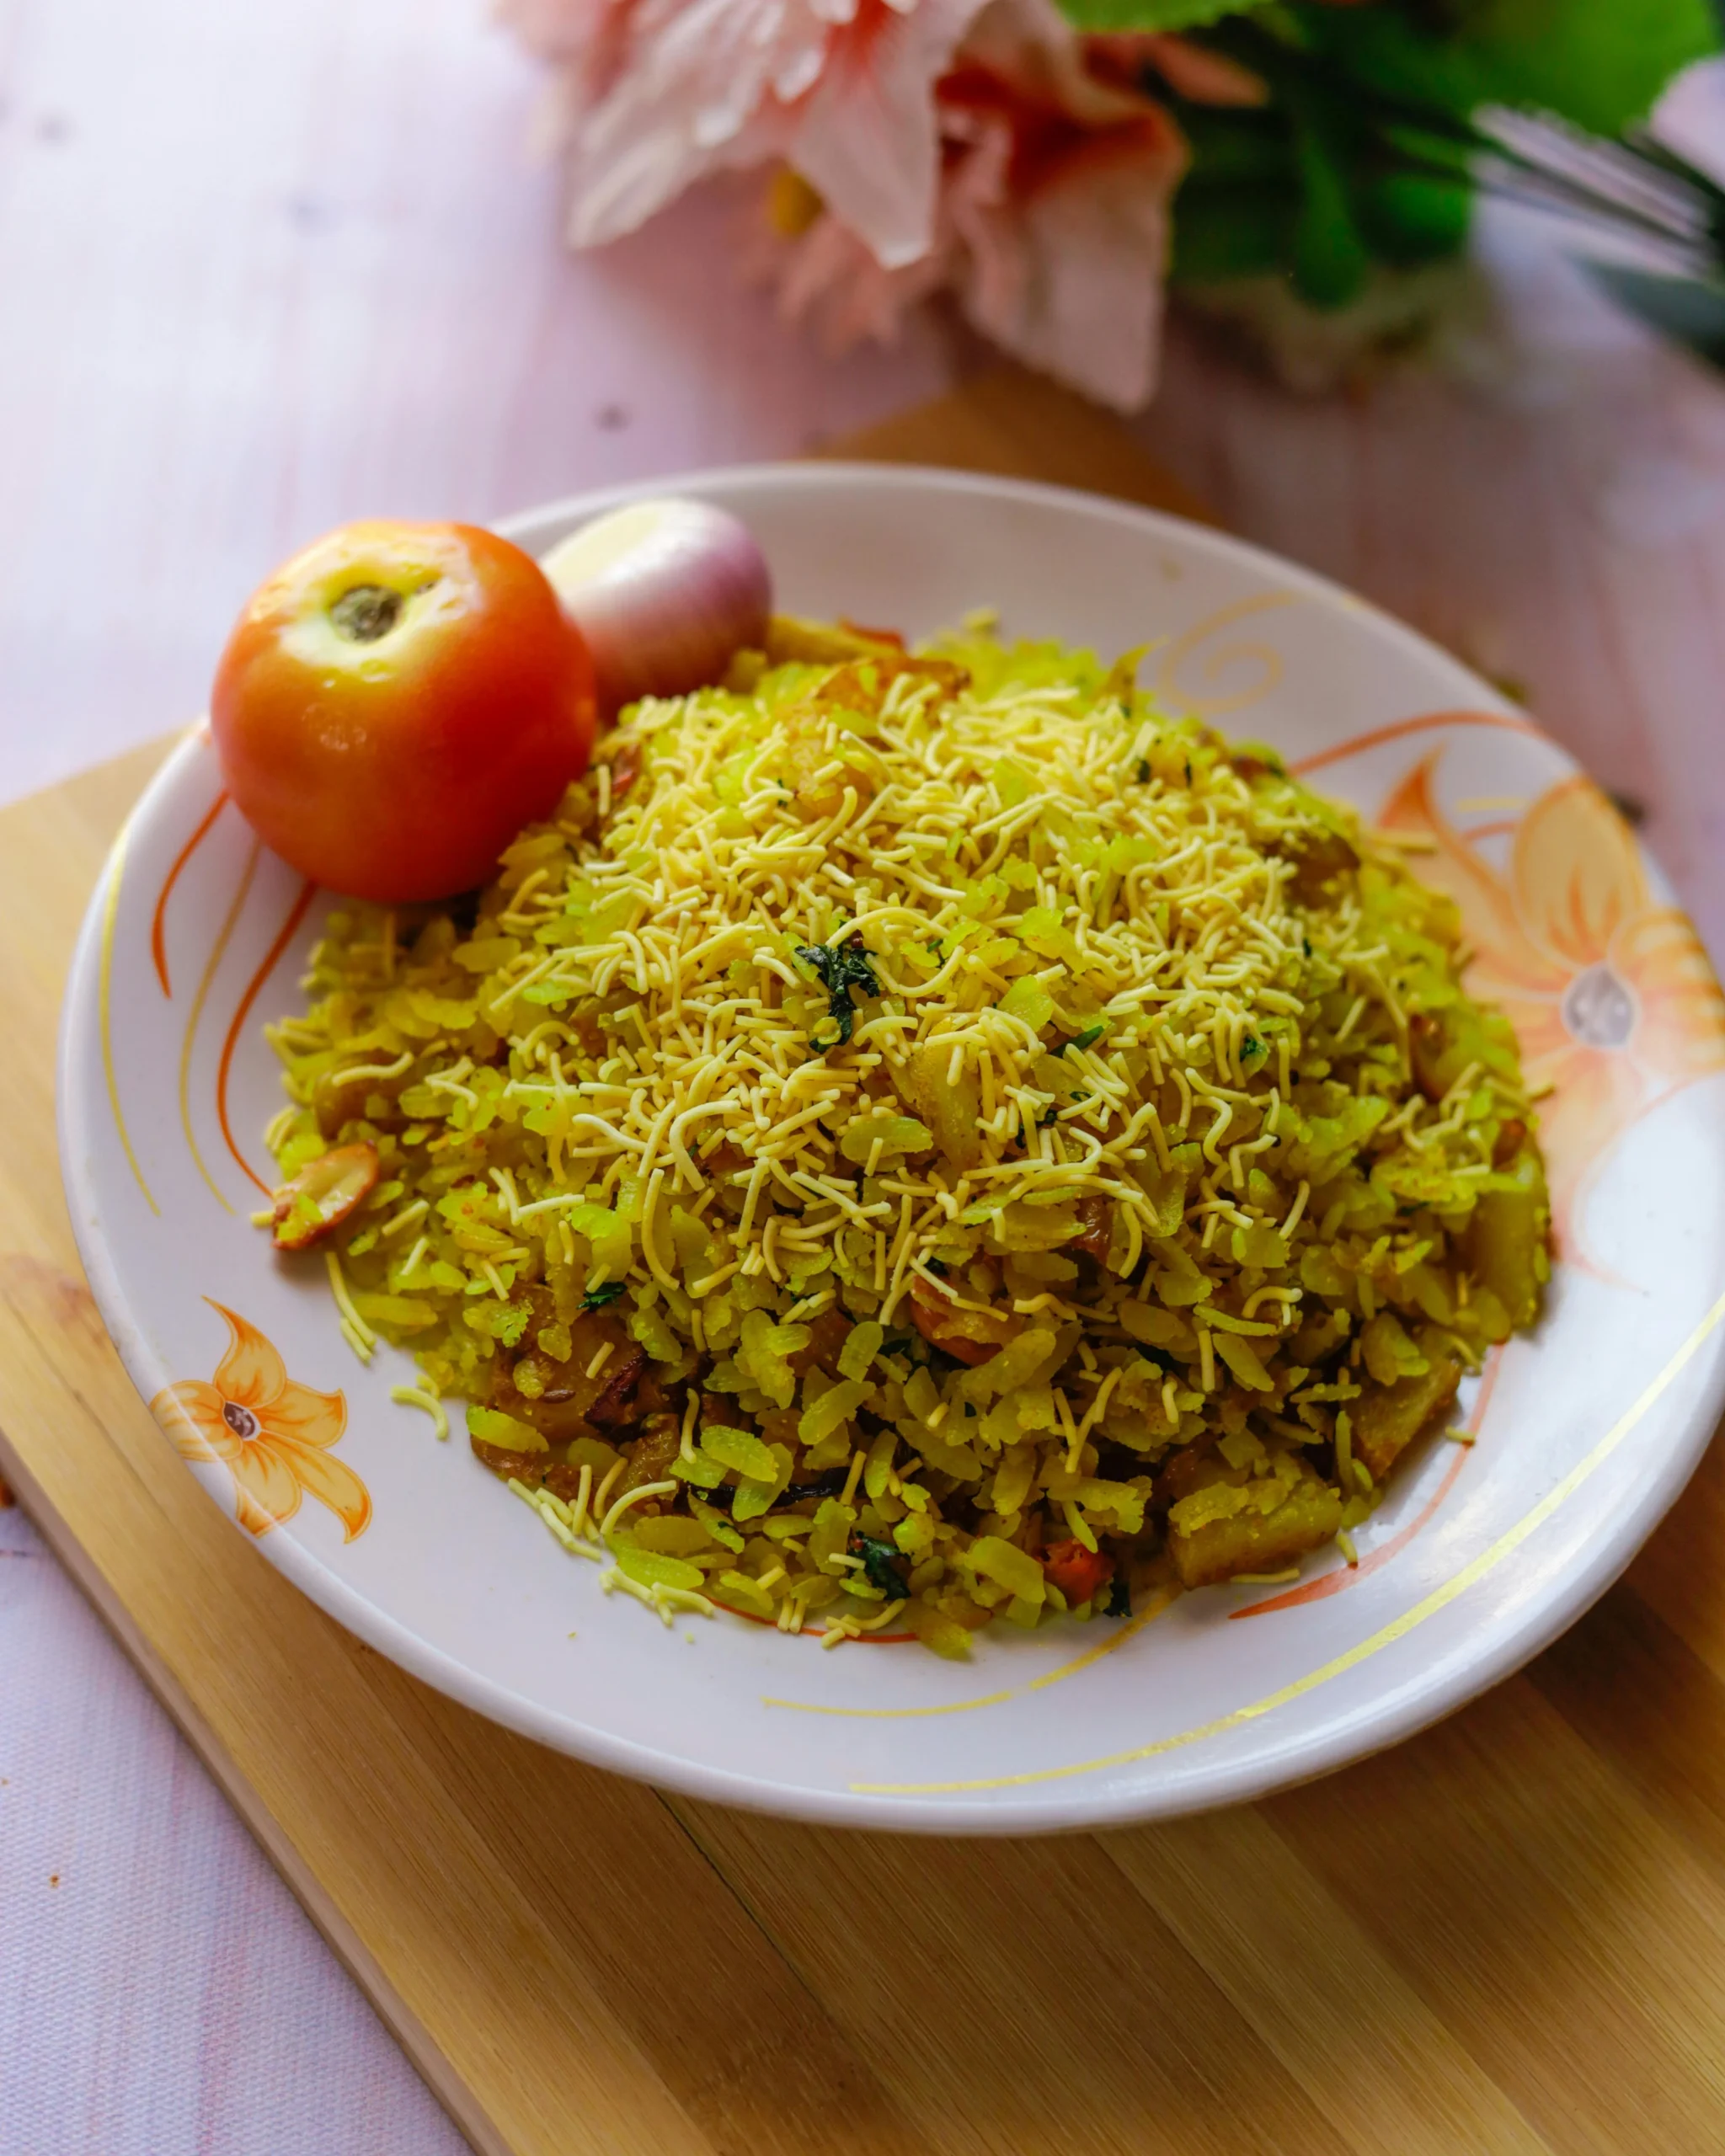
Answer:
60;466;1725;1833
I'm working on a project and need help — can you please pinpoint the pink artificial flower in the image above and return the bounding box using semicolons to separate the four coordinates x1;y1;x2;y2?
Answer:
504;0;1205;408
764;0;1188;408
504;0;992;270
1123;33;1268;109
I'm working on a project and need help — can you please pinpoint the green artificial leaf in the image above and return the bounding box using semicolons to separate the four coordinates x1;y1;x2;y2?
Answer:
1178;105;1297;187
1168;105;1295;284
1167;183;1288;283
1055;0;1273;32
1167;2;1715;312
1375;116;1474;180
1296;0;1722;137
1357;169;1473;266
1289;106;1372;307
1173;17;1481;289
1584;263;1725;371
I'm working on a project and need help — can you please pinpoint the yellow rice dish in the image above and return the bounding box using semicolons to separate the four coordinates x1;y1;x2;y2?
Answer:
263;617;1550;1653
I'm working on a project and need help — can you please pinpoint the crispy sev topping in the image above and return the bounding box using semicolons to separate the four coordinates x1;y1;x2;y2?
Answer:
263;627;1548;1646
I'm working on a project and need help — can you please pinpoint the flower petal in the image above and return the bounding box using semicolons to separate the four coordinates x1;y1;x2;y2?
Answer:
1535;1046;1649;1273
1494;993;1574;1079
227;1438;303;1538
149;1380;236;1463
1613;907;1725;1090
207;1301;288;1412
263;1377;349;1453
502;0;630;72
955;0;1162;130
564;0;827;246
957;118;1176;410
767;194;956;348
1376;750;1567;1003
266;1434;373;1542
1511;776;1646;976
1135;34;1267;109
789;0;989;268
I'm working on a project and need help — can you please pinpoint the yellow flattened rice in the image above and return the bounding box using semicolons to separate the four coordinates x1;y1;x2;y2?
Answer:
262;616;1550;1652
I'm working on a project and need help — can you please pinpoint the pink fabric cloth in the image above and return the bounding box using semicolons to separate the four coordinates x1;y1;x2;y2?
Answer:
0;1504;464;2155
0;1;943;2147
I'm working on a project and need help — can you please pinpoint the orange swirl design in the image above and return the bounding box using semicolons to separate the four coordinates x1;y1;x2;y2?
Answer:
179;839;262;1214
1290;707;1538;779
1229;1349;1504;1621
150;788;229;996
216;878;316;1196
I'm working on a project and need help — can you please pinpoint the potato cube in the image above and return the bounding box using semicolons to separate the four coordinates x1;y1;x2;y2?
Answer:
1464;1152;1548;1332
1351;1355;1461;1483
1169;1466;1344;1588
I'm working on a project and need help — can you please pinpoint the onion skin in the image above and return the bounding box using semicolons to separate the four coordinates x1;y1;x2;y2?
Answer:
538;498;772;714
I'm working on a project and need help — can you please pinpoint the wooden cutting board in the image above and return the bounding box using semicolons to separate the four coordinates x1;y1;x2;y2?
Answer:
5;367;1725;2156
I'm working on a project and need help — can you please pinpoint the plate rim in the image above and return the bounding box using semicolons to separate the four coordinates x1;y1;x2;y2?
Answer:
56;461;1725;1833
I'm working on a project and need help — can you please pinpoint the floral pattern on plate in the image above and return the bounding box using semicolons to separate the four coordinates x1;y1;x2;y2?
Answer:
152;1300;371;1541
1378;755;1725;1267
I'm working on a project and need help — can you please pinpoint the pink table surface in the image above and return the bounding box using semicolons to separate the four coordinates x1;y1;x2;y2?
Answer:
2;0;1722;2146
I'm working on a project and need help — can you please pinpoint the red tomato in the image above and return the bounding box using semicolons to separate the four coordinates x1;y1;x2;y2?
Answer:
211;521;596;903
1042;1538;1114;1606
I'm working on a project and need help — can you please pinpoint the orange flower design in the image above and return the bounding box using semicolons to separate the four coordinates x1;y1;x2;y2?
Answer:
151;1300;371;1540
1380;754;1725;1264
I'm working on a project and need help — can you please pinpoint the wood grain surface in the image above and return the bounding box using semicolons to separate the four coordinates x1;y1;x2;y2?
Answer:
4;373;1725;2156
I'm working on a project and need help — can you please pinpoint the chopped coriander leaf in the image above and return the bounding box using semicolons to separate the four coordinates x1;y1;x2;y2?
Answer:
781;1466;850;1502
850;1532;910;1599
1039;1105;1060;1127
580;1280;628;1311
793;937;881;1048
1135;759;1151;782
1068;1024;1106;1054
1105;1574;1132;1619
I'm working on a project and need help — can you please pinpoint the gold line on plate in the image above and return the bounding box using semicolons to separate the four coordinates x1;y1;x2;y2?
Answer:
99;825;161;1215
1027;1587;1178;1692
178;838;262;1214
851;1289;1725;1796
764;1585;1178;1721
764;1689;1017;1721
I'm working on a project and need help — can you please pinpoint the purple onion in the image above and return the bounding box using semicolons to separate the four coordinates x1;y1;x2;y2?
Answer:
539;497;772;715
